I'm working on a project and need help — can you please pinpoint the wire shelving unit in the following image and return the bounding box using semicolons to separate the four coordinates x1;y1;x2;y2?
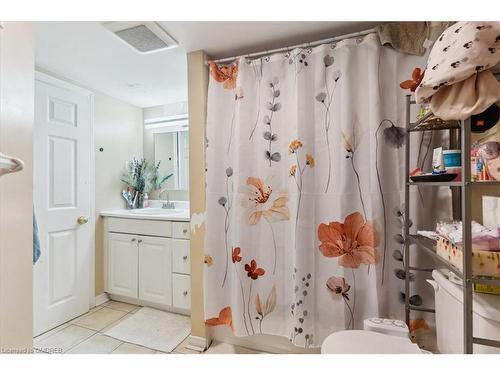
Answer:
404;95;500;354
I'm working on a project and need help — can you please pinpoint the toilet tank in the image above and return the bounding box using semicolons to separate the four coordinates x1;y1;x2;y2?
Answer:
429;270;500;354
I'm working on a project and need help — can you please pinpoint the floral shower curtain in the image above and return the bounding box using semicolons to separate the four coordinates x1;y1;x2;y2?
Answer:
204;34;430;348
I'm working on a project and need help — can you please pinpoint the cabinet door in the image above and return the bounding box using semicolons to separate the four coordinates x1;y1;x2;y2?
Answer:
107;233;138;298
138;236;172;306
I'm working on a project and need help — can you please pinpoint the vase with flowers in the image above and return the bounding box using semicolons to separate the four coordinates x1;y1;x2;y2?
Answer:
121;158;173;208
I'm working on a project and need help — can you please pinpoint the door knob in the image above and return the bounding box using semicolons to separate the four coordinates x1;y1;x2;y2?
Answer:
77;216;88;225
183;255;188;261
183;291;188;296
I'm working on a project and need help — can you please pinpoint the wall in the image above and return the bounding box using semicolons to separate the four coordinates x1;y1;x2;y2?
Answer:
472;185;500;223
0;22;34;351
94;92;143;296
187;50;209;345
471;129;500;223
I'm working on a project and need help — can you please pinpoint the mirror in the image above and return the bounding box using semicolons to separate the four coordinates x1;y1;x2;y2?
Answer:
153;130;189;191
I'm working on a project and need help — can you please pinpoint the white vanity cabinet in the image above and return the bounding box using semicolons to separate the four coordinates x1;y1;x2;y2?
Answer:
103;216;190;314
138;235;172;306
107;233;139;299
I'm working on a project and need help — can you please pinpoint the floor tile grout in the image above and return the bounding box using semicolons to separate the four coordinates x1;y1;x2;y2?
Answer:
62;329;100;353
33;323;70;343
98;311;136;333
33;302;250;355
35;324;99;351
103;306;140;314
34;306;103;342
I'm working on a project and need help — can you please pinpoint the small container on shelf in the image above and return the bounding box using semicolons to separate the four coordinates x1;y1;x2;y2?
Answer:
443;149;461;168
471;148;478;182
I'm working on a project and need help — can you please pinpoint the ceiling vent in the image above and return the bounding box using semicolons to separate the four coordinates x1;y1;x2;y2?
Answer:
102;22;178;54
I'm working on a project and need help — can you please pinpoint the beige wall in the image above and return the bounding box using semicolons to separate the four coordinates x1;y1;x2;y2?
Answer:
94;92;143;296
472;186;500;223
188;50;209;341
471;130;500;223
0;22;34;351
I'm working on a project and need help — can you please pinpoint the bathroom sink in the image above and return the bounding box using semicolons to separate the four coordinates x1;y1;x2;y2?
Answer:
128;208;184;215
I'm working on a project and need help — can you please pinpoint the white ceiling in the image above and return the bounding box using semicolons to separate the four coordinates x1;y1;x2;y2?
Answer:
35;21;382;108
35;22;188;108
158;21;383;59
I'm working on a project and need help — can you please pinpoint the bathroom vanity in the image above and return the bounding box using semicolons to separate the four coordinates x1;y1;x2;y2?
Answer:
101;202;191;315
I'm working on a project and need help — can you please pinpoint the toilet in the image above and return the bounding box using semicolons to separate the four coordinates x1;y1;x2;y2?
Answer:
321;318;423;354
428;269;500;354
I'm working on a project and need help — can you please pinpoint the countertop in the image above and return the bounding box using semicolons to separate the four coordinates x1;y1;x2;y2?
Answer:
100;208;190;222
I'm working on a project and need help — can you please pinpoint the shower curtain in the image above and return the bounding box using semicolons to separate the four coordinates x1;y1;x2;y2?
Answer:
204;33;434;348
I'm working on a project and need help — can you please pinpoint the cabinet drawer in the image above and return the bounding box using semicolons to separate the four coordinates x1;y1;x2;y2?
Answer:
172;239;190;274
107;217;172;237
172;274;191;310
172;221;190;239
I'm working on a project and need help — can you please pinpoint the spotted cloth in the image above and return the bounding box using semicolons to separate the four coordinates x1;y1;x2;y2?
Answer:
416;22;500;105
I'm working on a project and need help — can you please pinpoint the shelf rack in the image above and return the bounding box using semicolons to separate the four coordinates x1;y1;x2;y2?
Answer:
404;95;500;354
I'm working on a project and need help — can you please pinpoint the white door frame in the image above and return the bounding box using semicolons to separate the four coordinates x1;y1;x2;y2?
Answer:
34;70;96;310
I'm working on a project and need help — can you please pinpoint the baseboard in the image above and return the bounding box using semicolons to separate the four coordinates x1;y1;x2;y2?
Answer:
95;293;110;307
107;293;190;316
186;335;210;352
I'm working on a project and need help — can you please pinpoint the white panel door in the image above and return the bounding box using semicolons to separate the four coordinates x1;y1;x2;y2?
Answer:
138;236;172;306
106;233;138;299
33;77;93;336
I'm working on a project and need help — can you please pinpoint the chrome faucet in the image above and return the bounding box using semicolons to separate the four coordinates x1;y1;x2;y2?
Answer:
162;191;175;209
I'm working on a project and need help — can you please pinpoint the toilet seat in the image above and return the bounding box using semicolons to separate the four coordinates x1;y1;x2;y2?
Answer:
321;330;422;354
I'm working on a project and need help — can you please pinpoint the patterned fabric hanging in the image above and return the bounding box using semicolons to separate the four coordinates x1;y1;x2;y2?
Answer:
204;33;437;348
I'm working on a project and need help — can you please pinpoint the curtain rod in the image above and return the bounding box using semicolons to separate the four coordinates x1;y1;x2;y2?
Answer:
207;28;376;65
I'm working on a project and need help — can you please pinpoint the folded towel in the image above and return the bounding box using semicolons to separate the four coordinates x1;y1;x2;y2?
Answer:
376;22;431;56
436;220;500;251
429;70;500;120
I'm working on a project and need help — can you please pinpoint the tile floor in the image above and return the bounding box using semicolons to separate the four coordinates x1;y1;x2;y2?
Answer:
34;300;265;354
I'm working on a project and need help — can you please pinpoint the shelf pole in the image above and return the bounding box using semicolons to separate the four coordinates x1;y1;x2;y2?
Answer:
461;117;473;354
404;95;411;325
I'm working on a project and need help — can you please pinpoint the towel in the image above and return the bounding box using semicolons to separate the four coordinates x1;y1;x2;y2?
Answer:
429;70;500;120
376;22;432;56
33;211;41;264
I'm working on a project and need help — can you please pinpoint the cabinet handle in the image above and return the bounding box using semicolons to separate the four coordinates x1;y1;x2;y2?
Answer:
183;255;188;261
183;229;188;234
138;239;143;243
131;238;136;242
183;291;188;296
